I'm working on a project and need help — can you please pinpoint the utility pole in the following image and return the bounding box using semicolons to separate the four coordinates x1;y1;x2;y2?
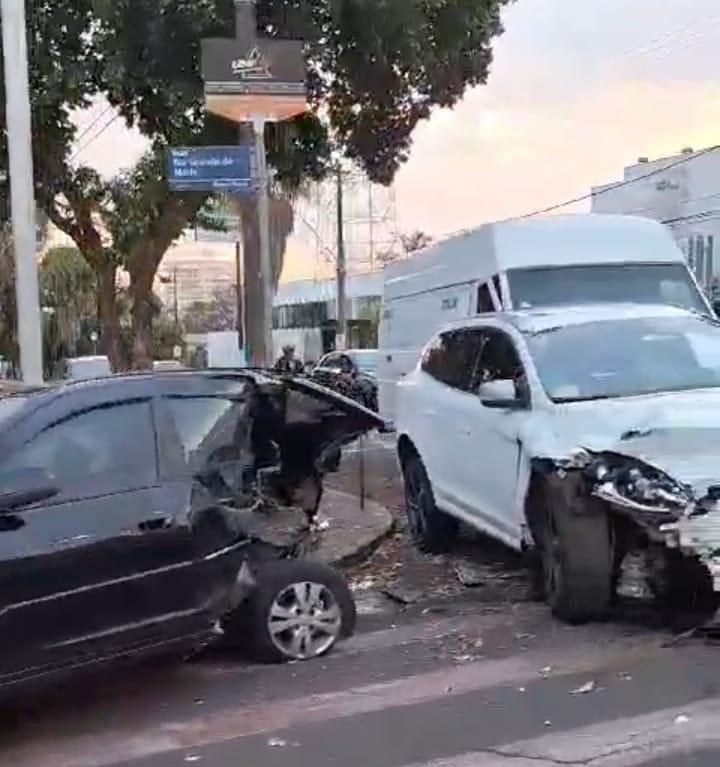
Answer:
335;166;347;351
1;0;43;384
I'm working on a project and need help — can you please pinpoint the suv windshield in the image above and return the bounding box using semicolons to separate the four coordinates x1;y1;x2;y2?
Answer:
508;264;709;314
526;315;720;402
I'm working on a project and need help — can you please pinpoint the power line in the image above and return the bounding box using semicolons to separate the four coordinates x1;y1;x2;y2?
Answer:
71;112;121;162
511;145;720;221
663;208;720;226
74;103;113;148
620;15;720;61
621;17;712;56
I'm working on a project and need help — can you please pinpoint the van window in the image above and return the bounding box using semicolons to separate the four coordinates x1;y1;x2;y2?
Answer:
506;263;708;313
477;283;495;313
492;276;503;307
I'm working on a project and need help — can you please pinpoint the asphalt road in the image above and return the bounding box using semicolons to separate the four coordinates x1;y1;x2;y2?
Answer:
2;436;720;767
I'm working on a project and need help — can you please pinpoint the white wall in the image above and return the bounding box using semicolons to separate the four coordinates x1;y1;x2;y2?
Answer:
591;149;720;288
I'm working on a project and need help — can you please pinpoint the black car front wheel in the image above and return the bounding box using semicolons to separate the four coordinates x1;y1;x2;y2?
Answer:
222;560;356;663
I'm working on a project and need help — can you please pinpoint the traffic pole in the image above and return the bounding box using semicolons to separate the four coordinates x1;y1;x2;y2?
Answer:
1;0;43;384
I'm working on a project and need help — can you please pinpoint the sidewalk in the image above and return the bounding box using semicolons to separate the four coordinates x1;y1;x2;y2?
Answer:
312;488;395;567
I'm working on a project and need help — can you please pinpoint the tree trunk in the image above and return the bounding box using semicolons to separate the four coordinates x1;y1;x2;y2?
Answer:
238;194;294;366
238;194;263;366
96;262;123;371
129;270;156;370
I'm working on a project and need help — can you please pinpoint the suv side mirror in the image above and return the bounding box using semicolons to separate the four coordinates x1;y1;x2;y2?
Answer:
478;379;525;410
0;467;58;511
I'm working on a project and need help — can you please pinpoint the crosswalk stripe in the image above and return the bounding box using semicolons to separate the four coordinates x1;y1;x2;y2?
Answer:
399;697;720;767
3;633;666;767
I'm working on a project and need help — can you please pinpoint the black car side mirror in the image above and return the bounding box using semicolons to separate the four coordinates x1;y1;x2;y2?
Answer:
0;467;58;511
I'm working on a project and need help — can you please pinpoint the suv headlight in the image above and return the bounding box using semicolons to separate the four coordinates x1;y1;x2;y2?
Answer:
589;460;691;514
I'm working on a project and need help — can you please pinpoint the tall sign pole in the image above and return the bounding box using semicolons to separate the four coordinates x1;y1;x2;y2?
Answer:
201;0;307;367
1;0;43;384
251;114;274;365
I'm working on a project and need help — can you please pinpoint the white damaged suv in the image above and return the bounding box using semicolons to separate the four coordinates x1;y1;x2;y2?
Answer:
396;303;720;623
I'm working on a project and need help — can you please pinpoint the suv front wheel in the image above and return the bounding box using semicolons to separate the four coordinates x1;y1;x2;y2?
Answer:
537;490;613;624
402;452;458;553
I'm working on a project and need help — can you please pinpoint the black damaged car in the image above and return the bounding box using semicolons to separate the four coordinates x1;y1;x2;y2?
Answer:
0;370;384;692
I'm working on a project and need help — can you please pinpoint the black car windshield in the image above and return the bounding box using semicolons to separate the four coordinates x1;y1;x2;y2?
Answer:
526;315;720;402
507;263;709;314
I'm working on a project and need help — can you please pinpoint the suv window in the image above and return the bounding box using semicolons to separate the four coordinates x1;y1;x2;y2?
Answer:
422;329;484;391
5;401;156;493
472;330;529;402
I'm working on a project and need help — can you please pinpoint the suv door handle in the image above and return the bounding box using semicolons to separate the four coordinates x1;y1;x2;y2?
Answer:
139;514;174;532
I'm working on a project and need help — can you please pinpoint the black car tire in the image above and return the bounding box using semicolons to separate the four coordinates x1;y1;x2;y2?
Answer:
402;452;458;553
223;560;356;663
538;491;613;624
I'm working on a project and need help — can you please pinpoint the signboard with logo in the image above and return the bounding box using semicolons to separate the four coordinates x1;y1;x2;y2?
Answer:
166;146;253;194
202;38;305;95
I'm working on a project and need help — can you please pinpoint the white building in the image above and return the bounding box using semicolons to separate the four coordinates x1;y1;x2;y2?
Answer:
591;147;720;291
155;241;236;315
272;272;383;362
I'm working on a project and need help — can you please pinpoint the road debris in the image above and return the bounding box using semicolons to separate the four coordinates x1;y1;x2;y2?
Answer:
382;585;424;605
570;680;597;695
453;560;488;587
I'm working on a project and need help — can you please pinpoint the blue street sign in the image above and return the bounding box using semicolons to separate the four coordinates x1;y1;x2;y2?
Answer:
167;146;253;194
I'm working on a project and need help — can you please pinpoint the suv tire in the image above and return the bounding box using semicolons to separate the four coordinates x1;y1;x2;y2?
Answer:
402;452;458;553
538;489;613;624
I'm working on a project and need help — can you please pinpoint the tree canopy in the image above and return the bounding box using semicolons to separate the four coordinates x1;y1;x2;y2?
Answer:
0;0;510;369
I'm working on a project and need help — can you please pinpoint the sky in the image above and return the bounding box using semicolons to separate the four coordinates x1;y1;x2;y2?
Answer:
75;0;720;265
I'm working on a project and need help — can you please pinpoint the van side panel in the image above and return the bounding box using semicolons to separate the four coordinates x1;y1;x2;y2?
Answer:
378;282;473;423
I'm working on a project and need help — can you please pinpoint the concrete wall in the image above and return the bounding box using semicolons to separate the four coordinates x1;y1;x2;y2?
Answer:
591;148;720;288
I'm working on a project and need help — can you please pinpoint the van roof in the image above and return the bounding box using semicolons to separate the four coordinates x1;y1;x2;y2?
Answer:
383;214;685;301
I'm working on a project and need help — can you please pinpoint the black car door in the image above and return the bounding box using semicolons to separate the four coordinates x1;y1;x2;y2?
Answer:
151;378;258;621
0;396;164;681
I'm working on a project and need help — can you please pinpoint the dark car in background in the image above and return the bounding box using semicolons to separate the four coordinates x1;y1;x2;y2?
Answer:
0;370;383;693
311;350;379;411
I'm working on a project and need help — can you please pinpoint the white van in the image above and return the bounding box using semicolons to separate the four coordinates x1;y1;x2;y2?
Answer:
378;214;712;422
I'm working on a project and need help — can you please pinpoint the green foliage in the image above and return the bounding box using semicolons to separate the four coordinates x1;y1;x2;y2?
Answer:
183;287;236;334
89;0;509;186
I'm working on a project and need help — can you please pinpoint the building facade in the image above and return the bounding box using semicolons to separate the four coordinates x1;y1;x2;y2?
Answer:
271;272;383;363
591;147;720;292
